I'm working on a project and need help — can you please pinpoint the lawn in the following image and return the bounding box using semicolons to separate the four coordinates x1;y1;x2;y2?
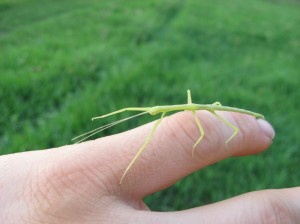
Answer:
1;0;299;211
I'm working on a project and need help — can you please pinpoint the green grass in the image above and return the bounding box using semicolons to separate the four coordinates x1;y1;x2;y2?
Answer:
1;0;299;211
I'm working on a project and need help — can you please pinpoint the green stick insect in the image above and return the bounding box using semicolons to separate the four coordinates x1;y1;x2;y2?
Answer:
73;90;264;184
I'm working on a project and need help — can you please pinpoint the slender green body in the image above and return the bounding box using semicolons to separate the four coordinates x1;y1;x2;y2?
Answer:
147;104;263;118
73;90;265;184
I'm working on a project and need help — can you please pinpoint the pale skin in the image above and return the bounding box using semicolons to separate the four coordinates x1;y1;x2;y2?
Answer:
1;110;300;223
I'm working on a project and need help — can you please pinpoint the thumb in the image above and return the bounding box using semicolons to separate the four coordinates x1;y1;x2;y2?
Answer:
139;187;300;224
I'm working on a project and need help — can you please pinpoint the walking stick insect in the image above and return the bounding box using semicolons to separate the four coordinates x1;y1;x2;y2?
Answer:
73;90;264;184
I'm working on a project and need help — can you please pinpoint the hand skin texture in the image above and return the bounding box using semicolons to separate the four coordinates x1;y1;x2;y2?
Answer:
0;111;299;224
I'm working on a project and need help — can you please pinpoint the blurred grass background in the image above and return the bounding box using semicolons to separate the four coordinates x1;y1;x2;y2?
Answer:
1;0;299;211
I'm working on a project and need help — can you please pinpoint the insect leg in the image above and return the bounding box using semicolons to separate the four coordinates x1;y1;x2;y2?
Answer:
120;112;167;184
187;89;192;104
191;110;205;158
210;111;239;148
213;102;222;106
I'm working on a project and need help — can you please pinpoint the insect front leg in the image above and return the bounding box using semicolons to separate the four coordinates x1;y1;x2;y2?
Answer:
120;112;167;184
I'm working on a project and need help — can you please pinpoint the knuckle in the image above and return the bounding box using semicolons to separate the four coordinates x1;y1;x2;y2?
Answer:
259;191;295;224
164;112;200;155
163;111;222;160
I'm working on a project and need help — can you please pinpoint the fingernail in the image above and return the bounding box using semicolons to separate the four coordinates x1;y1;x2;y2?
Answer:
257;119;275;139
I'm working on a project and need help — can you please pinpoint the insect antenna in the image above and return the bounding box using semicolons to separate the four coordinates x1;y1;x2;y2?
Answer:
72;111;148;143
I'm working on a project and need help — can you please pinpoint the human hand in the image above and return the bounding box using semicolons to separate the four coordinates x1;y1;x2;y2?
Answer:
1;111;299;223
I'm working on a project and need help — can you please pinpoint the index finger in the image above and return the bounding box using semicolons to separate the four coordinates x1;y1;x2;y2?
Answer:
76;110;274;198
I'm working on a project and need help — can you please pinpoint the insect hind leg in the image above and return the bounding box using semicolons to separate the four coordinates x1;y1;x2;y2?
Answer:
210;111;239;148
